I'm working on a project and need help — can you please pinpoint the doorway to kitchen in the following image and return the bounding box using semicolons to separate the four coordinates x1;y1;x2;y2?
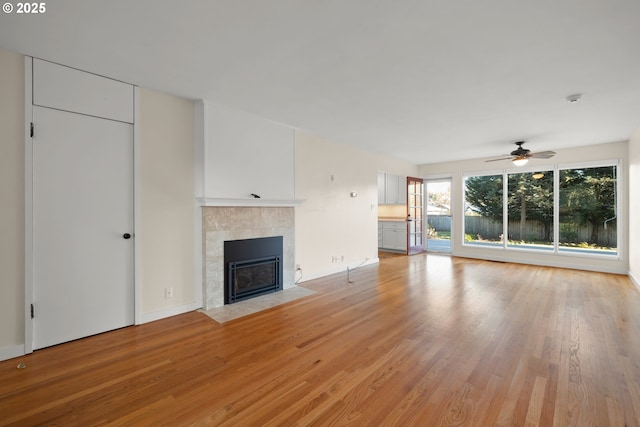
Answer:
426;179;452;253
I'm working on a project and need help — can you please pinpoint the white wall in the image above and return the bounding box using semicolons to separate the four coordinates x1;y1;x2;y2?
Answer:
295;131;418;280
138;88;198;322
629;128;640;287
0;48;25;360
419;141;630;274
198;101;295;200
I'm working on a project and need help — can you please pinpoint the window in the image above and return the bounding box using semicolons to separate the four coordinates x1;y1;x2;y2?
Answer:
507;170;553;250
559;165;617;255
464;174;503;247
463;162;619;257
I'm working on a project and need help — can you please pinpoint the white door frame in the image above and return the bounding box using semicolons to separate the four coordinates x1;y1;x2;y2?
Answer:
423;174;453;254
23;57;140;353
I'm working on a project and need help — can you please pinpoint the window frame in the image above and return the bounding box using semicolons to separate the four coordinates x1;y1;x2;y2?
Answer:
462;159;622;260
505;167;555;253
462;169;505;250
556;159;622;260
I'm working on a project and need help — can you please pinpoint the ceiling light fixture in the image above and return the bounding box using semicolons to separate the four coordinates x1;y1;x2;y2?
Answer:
512;156;528;166
566;93;582;103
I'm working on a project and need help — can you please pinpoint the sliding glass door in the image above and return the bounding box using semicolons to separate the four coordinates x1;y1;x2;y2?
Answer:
426;179;452;253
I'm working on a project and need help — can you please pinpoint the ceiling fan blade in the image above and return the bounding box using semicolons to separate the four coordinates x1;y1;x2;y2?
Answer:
528;150;556;159
485;156;513;163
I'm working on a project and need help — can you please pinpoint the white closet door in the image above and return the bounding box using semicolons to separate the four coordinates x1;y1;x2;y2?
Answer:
32;106;134;349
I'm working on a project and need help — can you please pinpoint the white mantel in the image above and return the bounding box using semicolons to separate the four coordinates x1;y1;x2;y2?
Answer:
197;197;303;207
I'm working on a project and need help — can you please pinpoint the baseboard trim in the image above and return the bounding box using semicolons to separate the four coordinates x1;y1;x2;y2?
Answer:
299;257;380;283
0;344;25;362
139;302;201;325
629;271;640;292
453;252;626;275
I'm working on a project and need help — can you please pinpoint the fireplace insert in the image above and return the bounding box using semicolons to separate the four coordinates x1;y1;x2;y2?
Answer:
224;236;283;304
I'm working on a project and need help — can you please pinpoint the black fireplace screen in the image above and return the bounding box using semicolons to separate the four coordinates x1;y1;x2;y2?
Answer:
228;256;280;303
224;236;284;304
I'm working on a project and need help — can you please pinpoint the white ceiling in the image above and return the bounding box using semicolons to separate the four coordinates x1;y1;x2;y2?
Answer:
1;0;639;165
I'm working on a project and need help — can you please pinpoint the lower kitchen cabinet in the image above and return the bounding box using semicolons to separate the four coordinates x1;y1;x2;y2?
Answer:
378;221;407;251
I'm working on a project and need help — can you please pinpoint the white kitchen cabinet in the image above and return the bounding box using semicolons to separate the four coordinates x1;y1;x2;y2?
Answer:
377;171;386;202
377;172;407;205
378;221;407;251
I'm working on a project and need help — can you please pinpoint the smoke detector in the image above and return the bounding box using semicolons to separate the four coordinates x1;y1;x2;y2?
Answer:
566;94;582;103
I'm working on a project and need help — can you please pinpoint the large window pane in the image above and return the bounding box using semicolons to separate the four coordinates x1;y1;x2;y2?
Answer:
559;166;617;255
507;171;554;250
464;174;503;247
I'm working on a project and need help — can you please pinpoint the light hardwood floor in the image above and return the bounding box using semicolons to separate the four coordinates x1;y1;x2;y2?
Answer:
1;254;639;426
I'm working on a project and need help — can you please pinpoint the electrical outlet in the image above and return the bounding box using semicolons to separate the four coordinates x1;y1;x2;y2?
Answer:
165;287;174;299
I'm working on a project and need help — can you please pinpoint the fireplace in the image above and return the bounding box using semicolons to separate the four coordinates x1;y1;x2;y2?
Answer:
202;206;295;309
224;236;284;304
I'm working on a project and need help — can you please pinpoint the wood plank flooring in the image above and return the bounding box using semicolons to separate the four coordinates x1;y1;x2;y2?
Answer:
1;254;640;426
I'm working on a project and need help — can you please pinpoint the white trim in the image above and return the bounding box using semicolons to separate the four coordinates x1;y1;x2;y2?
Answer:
297;258;379;283
616;158;624;262
139;302;202;324
24;56;33;355
0;344;25;362
194;204;203;309
197;197;304;207
629;271;640;292
553;165;560;253
463;168;505;178
194;100;205;198
193;101;205;314
133;86;141;325
423;173;453;181
502;172;508;249
454;252;626;275
557;158;621;171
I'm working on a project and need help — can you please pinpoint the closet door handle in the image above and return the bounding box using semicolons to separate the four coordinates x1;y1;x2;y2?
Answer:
123;233;131;239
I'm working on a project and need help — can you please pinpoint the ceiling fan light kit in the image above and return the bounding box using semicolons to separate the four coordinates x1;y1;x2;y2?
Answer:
486;141;556;166
512;157;528;166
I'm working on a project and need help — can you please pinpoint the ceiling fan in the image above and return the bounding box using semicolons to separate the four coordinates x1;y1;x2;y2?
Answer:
485;141;556;166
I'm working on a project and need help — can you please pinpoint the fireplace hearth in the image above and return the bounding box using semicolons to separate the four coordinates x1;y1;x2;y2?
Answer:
224;236;283;304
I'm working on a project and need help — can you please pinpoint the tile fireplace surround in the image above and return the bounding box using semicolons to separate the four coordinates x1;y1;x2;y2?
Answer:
202;206;295;309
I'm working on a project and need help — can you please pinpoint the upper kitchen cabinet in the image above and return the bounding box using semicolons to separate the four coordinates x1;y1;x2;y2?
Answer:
378;172;407;205
377;171;386;202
